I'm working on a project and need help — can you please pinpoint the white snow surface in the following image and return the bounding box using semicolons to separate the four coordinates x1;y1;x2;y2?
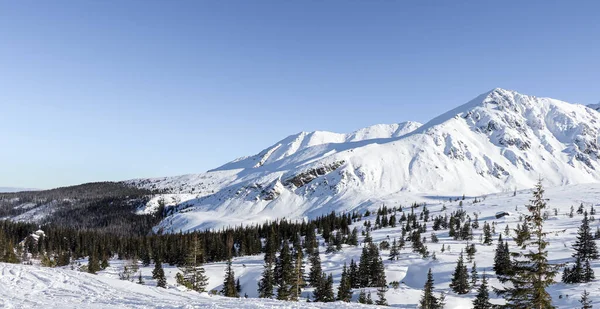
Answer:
0;262;380;309
127;89;600;232
5;182;600;308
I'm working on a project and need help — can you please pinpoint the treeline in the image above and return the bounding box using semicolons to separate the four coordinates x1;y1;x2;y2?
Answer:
0;210;363;267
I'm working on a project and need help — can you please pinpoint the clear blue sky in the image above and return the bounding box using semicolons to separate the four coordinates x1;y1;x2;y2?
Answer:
1;1;599;189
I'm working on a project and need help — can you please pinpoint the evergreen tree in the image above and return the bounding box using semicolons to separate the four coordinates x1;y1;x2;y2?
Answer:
88;252;100;274
236;278;242;294
366;291;374;304
358;246;371;287
471;262;478;287
308;247;323;287
349;259;359;288
358;289;368;304
153;258;166;288
496;180;559;309
176;237;209;292
418;269;439;309
563;211;599;284
494;234;512;278
483;222;493;245
389;237;400;260
313;273;334;302
472;273;492;309
222;259;239;297
257;261;275;298
580;290;592;309
275;240;294;300
336;263;353;302
449;251;470;294
375;285;388;306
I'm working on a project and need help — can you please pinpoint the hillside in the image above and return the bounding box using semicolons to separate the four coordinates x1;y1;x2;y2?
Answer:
130;88;600;232
3;182;599;308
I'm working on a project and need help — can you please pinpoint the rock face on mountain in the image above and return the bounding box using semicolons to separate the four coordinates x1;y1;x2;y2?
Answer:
129;88;600;231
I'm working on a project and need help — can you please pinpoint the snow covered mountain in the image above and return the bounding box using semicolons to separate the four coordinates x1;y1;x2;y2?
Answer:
130;88;600;232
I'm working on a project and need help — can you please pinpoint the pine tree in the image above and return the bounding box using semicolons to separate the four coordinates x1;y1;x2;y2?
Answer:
418;269;439;309
349;259;359;288
88;253;100;274
313;273;334;302
472;273;492;309
176;236;209;292
308;247;322;287
389;237;400;260
580;290;592;309
496;179;559;309
564;210;599;283
153;258;166;288
357;246;371;287
449;251;470;294
236;278;242;294
336;263;352;302
358;289;368;304
494;234;512;278
471;262;478;287
375;285;388;306
257;261;275;298
290;244;305;301
483;222;493;245
366;291;374;304
276;240;294;300
222;259;239;297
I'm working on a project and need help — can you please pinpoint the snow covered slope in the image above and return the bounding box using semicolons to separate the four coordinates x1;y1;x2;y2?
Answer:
0;262;377;309
5;183;600;308
130;88;600;231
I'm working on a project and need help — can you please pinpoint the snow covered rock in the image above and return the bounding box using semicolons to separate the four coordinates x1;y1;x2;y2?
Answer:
129;88;600;231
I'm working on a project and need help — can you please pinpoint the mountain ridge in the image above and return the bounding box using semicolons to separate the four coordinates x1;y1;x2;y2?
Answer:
122;88;600;231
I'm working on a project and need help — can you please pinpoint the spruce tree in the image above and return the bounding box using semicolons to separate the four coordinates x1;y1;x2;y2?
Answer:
290;245;305;301
389;237;400;260
375;285;388;306
418;268;439;309
358;289;367;304
494;234;512;278
88;253;100;274
349;259;359;288
308;247;322;287
580;290;592;309
222;259;238;297
257;261;275;298
564;210;599;283
313;273;334;302
449;251;470;294
496;180;559;309
336;263;352;302
471;262;478;287
153;258;167;288
275;240;294;300
176;236;209;292
483;222;493;245
472;273;492;309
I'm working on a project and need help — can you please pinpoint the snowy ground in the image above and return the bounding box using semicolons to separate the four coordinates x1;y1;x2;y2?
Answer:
0;262;379;309
4;183;600;308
